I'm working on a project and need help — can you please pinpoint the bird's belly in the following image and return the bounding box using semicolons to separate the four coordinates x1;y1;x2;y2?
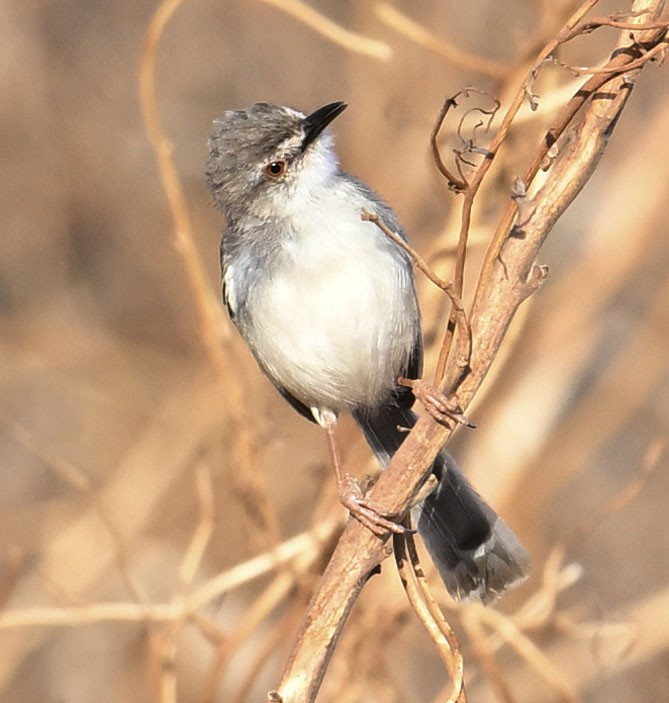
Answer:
246;252;416;413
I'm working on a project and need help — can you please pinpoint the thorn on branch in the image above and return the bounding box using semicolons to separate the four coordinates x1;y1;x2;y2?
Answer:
523;264;549;300
524;61;546;111
525;88;540;112
541;142;560;172
510;178;533;233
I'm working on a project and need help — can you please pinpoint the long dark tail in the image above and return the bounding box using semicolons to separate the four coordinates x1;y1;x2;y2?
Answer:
354;403;529;603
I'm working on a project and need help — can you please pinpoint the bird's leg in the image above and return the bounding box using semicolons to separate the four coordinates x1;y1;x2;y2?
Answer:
398;377;476;429
313;407;408;536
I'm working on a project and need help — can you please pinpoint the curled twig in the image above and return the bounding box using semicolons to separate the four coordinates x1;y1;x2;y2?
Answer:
430;89;501;194
376;3;510;78
263;0;392;59
454;92;499;165
430;94;469;193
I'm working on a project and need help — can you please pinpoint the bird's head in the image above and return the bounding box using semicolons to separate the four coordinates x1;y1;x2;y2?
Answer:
206;101;347;223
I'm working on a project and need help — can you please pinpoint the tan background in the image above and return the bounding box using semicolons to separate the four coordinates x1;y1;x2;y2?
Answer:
1;1;668;701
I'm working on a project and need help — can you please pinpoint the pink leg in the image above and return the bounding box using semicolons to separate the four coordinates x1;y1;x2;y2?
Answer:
316;407;407;536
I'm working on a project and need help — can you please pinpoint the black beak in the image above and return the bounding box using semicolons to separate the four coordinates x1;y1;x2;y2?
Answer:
301;101;348;150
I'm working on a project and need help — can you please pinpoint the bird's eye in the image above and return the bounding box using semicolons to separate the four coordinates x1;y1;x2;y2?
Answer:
265;160;286;179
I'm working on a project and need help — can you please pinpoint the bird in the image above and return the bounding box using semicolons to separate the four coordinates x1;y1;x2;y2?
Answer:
206;101;529;602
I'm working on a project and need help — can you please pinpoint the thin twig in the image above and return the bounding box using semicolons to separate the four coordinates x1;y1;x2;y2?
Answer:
178;461;215;591
263;0;392;60
160;462;215;703
140;0;283;574
138;0;230;379
425;1;601;362
0;413;145;606
200;573;296;703
375;3;509;78
472;604;581;703
561;12;669;40
231;596;306;703
562;437;663;549
394;528;467;703
553;34;668;74
0;519;341;630
361;209;472;373
429;88;500;383
459;609;517;703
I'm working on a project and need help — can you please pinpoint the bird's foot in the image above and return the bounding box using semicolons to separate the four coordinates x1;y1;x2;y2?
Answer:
399;378;476;429
338;474;408;536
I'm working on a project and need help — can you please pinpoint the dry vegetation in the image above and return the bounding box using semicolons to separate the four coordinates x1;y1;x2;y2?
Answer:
1;1;668;702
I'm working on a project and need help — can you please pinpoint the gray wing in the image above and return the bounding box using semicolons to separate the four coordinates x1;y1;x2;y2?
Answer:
220;232;316;423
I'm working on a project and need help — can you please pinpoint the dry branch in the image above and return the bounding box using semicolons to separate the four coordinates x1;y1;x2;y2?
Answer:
375;3;509;78
394;530;466;703
140;0;283;573
263;0;392;59
272;2;667;701
0;518;341;632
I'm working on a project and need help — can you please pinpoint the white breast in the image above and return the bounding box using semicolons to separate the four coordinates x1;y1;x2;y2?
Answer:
244;201;419;414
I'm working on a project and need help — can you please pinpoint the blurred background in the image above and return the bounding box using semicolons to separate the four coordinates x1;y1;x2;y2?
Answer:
1;1;668;701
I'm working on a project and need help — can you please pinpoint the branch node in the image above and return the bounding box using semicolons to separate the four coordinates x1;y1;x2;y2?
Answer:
510;177;534;232
541;142;561;171
527;264;550;292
